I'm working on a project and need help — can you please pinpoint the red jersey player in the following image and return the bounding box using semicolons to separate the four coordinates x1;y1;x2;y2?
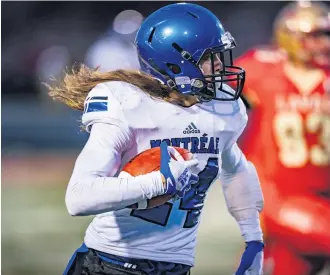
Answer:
235;2;330;275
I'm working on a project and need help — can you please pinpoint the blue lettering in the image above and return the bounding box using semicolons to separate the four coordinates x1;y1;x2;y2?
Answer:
171;138;181;147
200;136;208;151
208;137;215;154
191;137;199;153
150;139;161;148
181;137;190;149
215;137;220;154
150;136;218;154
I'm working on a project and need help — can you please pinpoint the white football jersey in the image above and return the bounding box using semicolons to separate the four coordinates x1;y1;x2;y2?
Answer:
81;81;247;266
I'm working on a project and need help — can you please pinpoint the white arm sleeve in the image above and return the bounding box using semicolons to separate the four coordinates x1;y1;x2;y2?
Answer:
65;123;164;216
220;142;264;242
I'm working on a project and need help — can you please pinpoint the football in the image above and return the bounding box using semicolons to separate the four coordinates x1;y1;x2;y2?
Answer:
120;146;193;209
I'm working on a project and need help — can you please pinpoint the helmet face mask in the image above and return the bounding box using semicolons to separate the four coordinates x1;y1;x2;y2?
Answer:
194;43;245;102
135;3;245;102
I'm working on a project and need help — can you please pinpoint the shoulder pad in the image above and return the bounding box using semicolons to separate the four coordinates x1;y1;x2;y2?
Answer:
82;82;127;132
82;81;154;132
105;81;156;129
103;81;145;112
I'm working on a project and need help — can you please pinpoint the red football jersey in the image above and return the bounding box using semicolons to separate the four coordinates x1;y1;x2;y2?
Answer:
236;47;330;196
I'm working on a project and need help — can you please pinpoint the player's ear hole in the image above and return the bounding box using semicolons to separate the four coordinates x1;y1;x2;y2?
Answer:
167;63;181;74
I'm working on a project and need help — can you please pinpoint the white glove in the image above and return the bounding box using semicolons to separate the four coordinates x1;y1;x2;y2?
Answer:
160;141;199;197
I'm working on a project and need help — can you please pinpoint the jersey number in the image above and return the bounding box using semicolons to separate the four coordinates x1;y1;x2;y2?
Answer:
273;112;330;168
130;158;219;228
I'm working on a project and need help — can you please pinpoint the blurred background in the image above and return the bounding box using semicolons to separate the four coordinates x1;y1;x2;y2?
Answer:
2;1;329;275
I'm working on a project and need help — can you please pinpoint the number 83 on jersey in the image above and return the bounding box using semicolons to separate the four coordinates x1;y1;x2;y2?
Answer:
273;111;330;168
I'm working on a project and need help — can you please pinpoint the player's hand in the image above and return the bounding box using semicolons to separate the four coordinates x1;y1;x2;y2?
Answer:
234;241;264;275
160;141;199;197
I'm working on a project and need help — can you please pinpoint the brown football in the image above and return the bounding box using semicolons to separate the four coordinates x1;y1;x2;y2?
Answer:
121;146;193;209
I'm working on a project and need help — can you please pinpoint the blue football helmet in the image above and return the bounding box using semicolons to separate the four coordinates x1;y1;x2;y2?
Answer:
135;3;245;101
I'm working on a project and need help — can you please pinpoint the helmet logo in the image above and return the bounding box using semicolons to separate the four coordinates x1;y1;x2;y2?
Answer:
221;32;236;49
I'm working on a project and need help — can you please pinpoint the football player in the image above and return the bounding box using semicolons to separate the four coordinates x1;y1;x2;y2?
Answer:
47;3;264;275
235;1;330;275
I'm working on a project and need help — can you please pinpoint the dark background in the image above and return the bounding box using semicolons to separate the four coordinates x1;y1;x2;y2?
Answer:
3;2;327;275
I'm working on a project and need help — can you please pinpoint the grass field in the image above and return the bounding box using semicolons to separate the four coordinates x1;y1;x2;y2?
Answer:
2;181;243;275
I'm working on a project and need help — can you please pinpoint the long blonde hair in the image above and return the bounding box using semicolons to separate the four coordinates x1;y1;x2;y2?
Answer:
45;64;173;111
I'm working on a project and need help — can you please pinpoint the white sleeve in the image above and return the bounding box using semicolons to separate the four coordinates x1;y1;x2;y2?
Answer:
65;123;165;216
220;143;264;242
